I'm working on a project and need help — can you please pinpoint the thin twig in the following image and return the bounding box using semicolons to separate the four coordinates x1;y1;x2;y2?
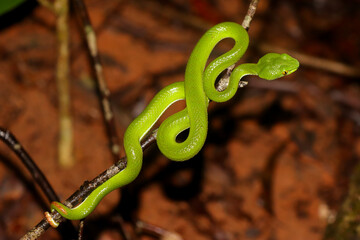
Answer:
72;0;121;161
242;0;259;30
111;215;134;240
78;220;84;240
38;0;74;167
55;0;74;168
259;43;360;78
0;128;59;202
136;220;183;240
21;220;49;240
21;0;261;238
0;128;77;237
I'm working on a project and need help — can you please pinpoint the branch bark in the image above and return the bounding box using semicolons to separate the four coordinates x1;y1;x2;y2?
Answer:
38;0;74;167
73;0;121;161
55;0;74;168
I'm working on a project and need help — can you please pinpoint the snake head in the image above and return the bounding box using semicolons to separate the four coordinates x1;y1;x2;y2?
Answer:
257;53;299;80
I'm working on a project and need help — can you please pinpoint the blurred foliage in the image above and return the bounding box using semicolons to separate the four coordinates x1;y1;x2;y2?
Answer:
0;0;26;16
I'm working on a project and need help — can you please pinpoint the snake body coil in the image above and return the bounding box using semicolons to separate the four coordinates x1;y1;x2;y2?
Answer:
49;22;299;222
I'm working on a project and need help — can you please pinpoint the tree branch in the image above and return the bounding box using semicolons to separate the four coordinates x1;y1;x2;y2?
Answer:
72;0;121;161
0;128;59;202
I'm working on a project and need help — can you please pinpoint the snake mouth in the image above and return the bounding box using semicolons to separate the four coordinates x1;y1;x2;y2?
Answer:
287;67;298;75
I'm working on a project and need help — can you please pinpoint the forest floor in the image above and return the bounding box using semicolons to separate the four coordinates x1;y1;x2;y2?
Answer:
0;0;359;239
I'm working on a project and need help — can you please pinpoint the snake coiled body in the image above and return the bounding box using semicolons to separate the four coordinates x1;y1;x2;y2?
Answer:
49;22;299;221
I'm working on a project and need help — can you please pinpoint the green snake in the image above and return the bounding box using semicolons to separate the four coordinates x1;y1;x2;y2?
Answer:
48;22;299;224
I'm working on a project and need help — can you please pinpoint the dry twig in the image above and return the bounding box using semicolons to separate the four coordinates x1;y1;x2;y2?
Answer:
37;0;74;167
55;0;73;168
259;43;360;78
73;0;121;161
0;128;59;202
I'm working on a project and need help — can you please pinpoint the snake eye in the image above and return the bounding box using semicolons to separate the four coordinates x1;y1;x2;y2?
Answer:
282;70;288;75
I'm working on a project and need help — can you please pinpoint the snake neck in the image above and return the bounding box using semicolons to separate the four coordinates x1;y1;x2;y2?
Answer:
234;63;259;78
210;63;259;103
231;63;259;88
